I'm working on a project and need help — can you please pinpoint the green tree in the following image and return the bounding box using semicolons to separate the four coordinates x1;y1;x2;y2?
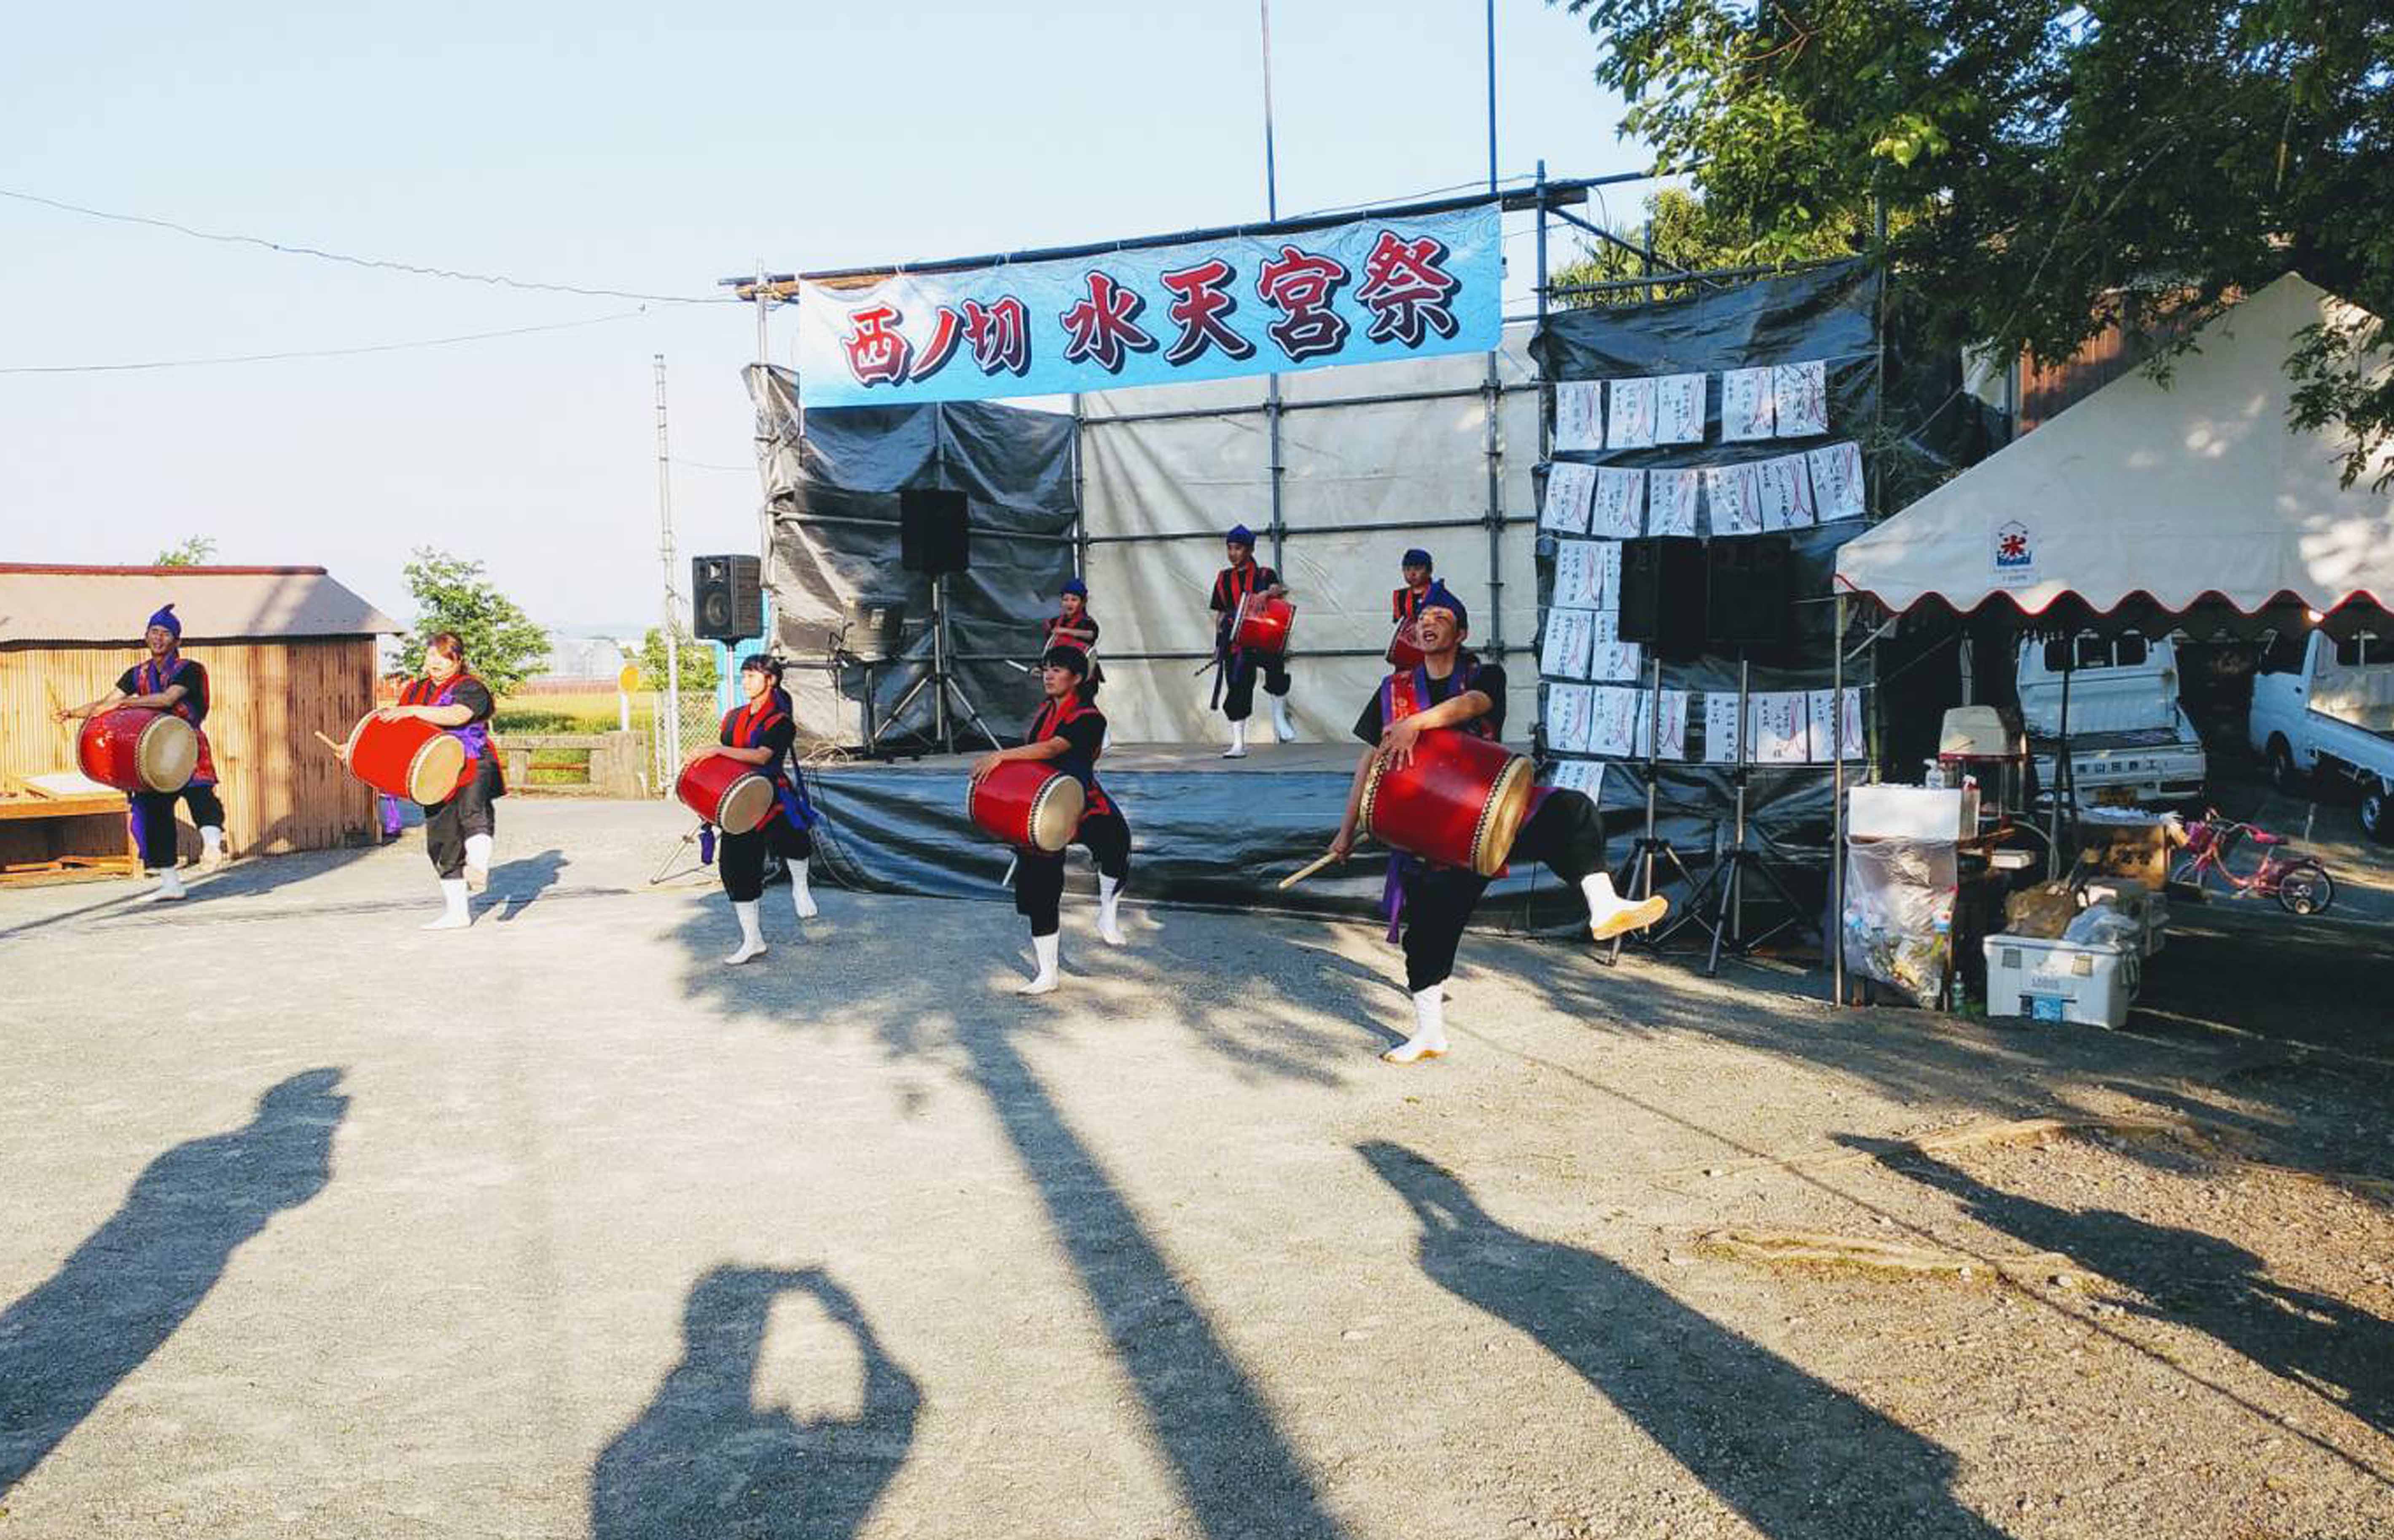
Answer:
1558;0;2394;483
632;623;719;693
154;536;217;566
1548;186;1864;308
398;548;550;695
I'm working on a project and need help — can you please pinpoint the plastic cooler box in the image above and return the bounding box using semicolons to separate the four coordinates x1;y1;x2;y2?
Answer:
1983;935;2140;1028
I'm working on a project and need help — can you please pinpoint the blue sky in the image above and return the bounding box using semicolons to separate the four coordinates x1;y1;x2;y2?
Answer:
3;1;1646;633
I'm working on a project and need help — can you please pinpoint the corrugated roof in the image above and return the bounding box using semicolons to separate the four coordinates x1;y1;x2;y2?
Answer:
0;564;403;644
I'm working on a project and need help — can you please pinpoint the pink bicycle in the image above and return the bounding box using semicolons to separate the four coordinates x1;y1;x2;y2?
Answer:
2172;809;2336;916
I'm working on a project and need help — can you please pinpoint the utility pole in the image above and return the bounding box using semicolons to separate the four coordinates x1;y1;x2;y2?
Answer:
655;353;682;775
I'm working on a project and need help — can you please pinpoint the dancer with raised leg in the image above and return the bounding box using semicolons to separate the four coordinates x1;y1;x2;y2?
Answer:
384;633;505;930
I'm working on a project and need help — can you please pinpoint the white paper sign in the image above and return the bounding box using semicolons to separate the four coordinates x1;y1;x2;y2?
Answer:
1632;688;1691;761
1773;360;1829;438
1592;467;1646;539
1545;757;1606;803
1607;376;1658;449
1596;540;1623;613
1588;685;1642;758
1703;693;1741;763
1540;607;1596;679
1706;462;1765;535
1546;683;1595;753
1647;468;1700;536
1553;539;1605;610
1807;441;1866;521
1747;691;1811;765
1554;380;1604;452
1540;461;1597;534
1806;686;1867;761
1722;367;1775;441
1656;373;1706;444
1587;610;1641;682
1759;454;1814;532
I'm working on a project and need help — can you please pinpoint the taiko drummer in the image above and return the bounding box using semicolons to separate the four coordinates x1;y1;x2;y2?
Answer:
706;654;819;966
52;603;227;900
383;632;506;930
971;646;1129;994
1209;523;1295;758
1325;586;1666;1064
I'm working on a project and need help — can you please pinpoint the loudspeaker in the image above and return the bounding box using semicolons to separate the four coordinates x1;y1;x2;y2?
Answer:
1617;537;1706;658
1706;536;1792;646
843;594;909;663
691;554;763;642
899;487;971;575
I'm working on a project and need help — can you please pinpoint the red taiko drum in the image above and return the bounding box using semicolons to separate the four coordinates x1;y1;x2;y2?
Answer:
78;707;198;794
344;713;469;805
1231;593;1294;656
1360;730;1533;877
969;761;1085;854
677;753;775;833
1386;618;1427;671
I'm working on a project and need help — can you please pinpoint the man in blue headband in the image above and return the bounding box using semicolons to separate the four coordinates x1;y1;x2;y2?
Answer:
1327;583;1667;1064
1208;523;1295;756
54;602;228;899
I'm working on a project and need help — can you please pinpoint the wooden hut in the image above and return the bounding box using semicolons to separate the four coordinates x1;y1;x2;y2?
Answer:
0;564;401;869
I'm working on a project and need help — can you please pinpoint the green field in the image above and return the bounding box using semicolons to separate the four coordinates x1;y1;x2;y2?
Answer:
494;693;657;736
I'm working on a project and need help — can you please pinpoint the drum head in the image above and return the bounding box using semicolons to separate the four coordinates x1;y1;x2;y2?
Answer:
716;773;776;833
1470;755;1534;877
135;716;199;793
406;735;468;804
1026;776;1086;853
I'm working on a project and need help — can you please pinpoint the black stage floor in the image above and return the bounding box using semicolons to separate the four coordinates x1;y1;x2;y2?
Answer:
797;739;1594;930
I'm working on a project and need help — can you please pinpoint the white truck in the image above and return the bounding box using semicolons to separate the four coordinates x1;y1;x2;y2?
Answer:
2014;631;2208;808
2249;629;2394;842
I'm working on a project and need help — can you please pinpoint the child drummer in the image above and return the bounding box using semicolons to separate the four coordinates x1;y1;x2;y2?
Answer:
1042;577;1099;661
706;654;819;966
51;602;227;900
1208;523;1294;758
1325;586;1667;1064
383;632;505;930
971;646;1129;994
1392;548;1437;631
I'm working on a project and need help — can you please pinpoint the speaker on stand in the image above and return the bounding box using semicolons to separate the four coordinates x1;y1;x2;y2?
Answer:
873;488;998;756
1602;537;1717;963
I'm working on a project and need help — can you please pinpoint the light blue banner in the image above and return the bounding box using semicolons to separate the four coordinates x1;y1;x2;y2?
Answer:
795;204;1502;407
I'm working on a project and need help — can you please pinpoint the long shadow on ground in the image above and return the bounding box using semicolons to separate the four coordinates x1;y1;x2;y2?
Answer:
0;1068;348;1495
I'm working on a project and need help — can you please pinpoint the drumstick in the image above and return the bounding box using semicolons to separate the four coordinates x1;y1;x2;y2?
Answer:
1279;844;1368;890
312;729;345;755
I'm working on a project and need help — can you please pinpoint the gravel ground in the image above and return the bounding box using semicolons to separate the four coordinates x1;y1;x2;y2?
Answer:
1;798;2389;1540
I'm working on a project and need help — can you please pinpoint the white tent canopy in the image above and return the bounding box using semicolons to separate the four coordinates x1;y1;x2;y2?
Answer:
1835;274;2394;618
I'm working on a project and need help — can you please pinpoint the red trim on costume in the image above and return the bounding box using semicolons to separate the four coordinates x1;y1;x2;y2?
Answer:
1030;693;1114;819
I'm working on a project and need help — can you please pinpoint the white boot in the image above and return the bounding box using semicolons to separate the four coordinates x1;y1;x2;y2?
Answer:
1381;986;1449;1065
144;865;187;903
1222;719;1249;759
1271;695;1297;742
724;900;768;965
1017;931;1060;995
789;858;818;920
198;825;226;871
423;878;471;930
1583;871;1669;941
1097;874;1126;946
463;832;494;893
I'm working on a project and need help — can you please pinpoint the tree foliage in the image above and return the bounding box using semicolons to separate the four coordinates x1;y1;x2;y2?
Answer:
153;536;217;567
631;623;719;693
1560;0;2394;482
1549;186;1863;307
398;548;549;695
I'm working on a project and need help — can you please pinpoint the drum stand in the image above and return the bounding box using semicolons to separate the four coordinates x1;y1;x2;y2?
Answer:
1604;653;1715;965
870;571;1000;757
1687;654;1808;977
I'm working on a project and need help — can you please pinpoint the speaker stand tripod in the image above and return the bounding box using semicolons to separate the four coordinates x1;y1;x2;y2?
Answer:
1603;653;1716;965
1685;654;1808;977
869;571;1000;757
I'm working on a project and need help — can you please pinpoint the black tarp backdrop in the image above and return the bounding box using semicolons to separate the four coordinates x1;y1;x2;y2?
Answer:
1530;261;1986;929
748;364;1077;749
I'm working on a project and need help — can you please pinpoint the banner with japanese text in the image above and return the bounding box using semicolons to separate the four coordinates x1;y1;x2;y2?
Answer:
795;204;1502;407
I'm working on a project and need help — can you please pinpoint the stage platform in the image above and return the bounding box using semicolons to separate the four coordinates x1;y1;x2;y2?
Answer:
797;740;1596;931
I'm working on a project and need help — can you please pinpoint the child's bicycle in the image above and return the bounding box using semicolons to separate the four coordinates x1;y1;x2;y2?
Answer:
2171;808;2336;915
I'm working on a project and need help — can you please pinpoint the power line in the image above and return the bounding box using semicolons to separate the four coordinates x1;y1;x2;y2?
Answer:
0;309;651;375
0;186;731;306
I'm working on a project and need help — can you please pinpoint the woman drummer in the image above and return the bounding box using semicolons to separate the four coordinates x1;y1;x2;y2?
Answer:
708;654;819;966
51;603;227;900
1325;585;1666;1064
383;632;505;930
970;646;1129;994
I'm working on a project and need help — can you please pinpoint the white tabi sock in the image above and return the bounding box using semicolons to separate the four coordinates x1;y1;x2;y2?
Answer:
1222;719;1249;758
463;831;494;891
1097;874;1126;946
424;878;471;930
1271;695;1297;742
199;825;224;864
145;865;187;902
790;858;818;919
1018;931;1060;994
1382;985;1449;1064
725;900;767;965
1583;871;1670;940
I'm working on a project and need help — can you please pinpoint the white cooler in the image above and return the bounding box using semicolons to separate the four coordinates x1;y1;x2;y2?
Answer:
1983;935;2140;1028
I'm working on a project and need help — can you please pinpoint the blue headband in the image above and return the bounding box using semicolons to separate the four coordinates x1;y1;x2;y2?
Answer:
1420;583;1467;634
147;604;181;640
1061;578;1088;598
1403;548;1433;569
1226;524;1255;546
